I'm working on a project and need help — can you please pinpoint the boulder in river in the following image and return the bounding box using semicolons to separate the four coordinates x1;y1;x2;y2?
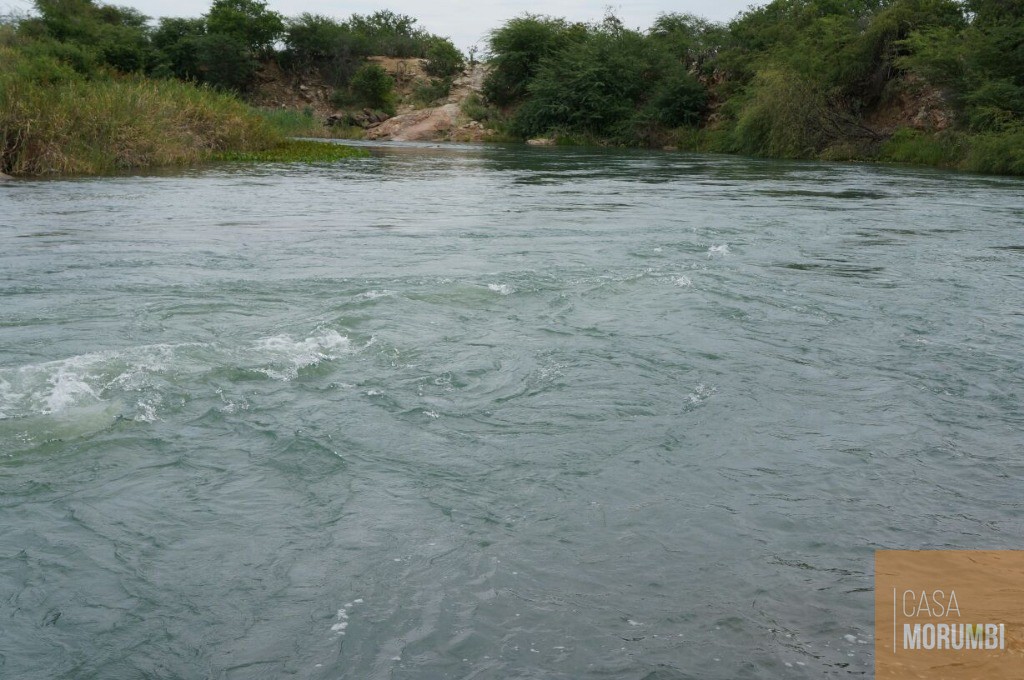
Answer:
0;172;14;182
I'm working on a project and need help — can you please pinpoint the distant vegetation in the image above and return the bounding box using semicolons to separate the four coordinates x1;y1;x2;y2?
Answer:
282;11;462;114
483;2;1023;174
1;0;1021;175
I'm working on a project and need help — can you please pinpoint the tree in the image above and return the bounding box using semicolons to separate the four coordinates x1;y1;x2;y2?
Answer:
347;10;427;57
194;32;255;91
510;22;657;138
484;14;580;106
348;62;396;112
205;0;283;54
30;0;154;72
425;37;464;77
284;13;347;67
150;17;206;79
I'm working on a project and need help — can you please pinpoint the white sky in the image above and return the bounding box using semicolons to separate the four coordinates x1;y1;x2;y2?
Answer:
1;0;756;51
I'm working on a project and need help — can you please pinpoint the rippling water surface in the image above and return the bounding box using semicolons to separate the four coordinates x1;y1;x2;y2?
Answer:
1;143;1023;679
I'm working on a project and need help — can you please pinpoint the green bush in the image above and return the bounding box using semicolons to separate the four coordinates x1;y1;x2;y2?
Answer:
879;127;964;167
424;38;464;77
193;32;256;92
411;77;452;105
11;36;100;79
281;11;455;87
347;63;396;113
484;14;579;106
727;68;830;158
150;17;207;80
346;10;429;58
509;24;656;139
963;127;1024;174
649;12;726;75
648;69;707;127
25;0;155;73
963;80;1024;131
205;0;283;55
283;13;351;67
461;93;488;120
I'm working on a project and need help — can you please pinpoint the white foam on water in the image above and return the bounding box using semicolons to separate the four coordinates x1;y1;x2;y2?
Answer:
673;275;692;287
41;368;101;414
254;330;353;381
0;343;202;420
538;362;566;381
0;377;16;420
843;634;857;643
331;597;364;636
134;400;160;423
359;289;395;300
619;268;655;283
487;283;514;295
687;383;715;405
707;244;730;257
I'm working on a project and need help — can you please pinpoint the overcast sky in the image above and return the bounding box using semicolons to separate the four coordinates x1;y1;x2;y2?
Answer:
2;0;757;50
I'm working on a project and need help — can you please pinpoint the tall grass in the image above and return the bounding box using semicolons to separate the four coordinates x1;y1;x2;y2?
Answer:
252;106;370;140
253;107;323;136
879;126;1024;175
963;128;1024;176
726;69;829;159
1;46;278;176
878;128;964;168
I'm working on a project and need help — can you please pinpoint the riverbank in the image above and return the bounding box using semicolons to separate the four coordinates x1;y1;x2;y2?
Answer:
0;46;365;177
243;49;1022;176
646;125;1024;177
2;0;1021;178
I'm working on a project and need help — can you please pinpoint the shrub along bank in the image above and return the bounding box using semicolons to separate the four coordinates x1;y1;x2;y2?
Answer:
482;2;1024;175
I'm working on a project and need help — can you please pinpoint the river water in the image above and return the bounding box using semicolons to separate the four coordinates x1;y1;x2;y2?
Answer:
1;142;1022;679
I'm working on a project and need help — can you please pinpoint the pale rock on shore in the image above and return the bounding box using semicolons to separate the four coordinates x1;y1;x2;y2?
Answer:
364;62;496;143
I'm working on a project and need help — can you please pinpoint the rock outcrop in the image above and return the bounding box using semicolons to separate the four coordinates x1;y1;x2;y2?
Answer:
363;62;494;142
249;57;494;143
864;74;954;135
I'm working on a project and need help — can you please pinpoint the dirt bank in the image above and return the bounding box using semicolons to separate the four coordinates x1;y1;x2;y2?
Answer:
249;58;493;142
